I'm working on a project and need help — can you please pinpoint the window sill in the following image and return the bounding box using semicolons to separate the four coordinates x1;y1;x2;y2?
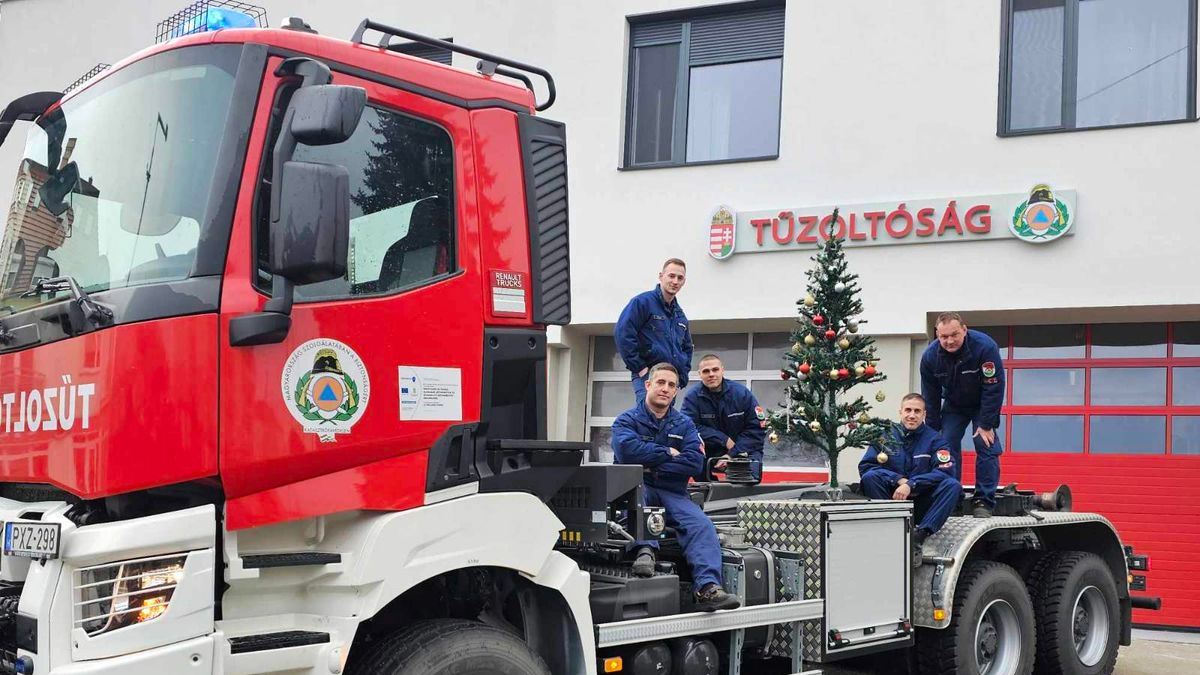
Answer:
998;116;1198;138
619;154;779;171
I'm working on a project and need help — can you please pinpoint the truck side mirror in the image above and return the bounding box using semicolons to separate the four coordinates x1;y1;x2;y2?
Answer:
289;85;366;146
270;161;349;284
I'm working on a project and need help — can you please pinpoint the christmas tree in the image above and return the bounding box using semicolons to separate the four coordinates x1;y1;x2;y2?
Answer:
767;210;890;488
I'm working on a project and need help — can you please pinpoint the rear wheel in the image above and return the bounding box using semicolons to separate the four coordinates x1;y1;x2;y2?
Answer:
350;619;550;675
1027;551;1120;675
916;560;1036;675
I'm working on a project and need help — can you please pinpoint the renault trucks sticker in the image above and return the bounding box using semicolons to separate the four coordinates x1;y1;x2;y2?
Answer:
399;366;462;421
281;339;371;443
0;376;95;433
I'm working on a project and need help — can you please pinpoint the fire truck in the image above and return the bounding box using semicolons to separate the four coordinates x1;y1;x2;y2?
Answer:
0;7;1158;675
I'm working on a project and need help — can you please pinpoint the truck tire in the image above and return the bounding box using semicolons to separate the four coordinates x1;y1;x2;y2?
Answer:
916;560;1036;675
350;619;551;675
1026;551;1120;675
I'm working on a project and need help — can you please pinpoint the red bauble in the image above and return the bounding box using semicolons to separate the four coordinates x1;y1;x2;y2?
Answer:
824;329;836;339
813;314;825;326
781;370;791;380
799;363;811;374
864;366;877;376
838;368;850;378
848;422;858;430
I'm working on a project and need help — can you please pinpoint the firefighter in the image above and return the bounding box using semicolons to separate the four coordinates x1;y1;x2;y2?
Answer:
681;353;766;483
614;258;693;403
858;393;962;566
919;312;1005;518
612;362;740;612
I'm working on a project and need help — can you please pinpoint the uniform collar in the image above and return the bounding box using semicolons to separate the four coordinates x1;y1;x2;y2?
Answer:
654;284;677;310
894;421;926;439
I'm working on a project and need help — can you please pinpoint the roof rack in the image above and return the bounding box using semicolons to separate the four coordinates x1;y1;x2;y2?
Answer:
350;19;556;111
64;64;111;94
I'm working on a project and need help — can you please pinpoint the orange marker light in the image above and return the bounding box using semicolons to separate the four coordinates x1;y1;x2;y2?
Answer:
603;656;623;672
933;608;947;621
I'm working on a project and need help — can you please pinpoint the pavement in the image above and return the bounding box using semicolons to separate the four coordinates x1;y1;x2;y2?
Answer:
784;630;1200;674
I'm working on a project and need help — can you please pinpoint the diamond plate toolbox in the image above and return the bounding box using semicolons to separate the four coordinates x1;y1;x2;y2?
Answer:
737;500;826;662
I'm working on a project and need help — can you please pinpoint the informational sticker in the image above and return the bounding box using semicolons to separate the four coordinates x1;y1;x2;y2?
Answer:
399;366;463;421
281;339;371;443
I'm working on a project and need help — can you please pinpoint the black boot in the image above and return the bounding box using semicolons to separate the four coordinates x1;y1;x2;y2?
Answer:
695;583;740;612
911;528;930;568
972;501;993;518
631;546;656;577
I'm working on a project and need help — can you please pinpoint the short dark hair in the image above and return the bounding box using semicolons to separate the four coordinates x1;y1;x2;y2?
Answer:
647;362;679;381
697;353;722;365
901;392;926;406
935;312;964;328
662;257;686;271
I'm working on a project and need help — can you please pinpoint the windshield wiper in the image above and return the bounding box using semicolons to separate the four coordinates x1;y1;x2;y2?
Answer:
22;276;114;328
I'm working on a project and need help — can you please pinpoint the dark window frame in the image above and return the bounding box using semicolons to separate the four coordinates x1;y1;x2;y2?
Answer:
251;87;459;303
622;0;785;169
969;322;1200;456
997;0;1199;137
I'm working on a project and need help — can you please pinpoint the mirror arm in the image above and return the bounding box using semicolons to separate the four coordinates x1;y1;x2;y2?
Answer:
263;275;293;315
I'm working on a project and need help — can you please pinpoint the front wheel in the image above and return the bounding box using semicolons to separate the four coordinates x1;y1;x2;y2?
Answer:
917;560;1036;675
1027;551;1120;675
349;619;551;675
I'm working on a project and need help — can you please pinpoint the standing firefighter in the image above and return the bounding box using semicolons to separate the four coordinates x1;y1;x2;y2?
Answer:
615;258;693;403
920;312;1005;518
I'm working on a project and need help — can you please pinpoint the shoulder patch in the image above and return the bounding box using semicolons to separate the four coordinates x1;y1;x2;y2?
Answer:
755;406;766;420
936;449;952;464
982;361;996;378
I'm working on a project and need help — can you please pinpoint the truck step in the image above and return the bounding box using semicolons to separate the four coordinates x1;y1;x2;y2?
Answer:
228;630;331;654
241;552;341;568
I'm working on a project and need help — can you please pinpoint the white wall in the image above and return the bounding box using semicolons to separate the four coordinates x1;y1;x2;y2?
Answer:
3;0;1199;447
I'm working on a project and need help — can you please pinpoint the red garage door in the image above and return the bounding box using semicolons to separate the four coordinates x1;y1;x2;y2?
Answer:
957;322;1200;629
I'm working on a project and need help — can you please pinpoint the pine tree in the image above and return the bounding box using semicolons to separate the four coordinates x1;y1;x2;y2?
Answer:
767;210;890;488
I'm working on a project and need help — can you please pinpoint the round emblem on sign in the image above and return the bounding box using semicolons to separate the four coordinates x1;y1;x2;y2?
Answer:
281;339;371;442
1010;184;1071;243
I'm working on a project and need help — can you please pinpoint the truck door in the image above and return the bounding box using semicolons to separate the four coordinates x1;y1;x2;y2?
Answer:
217;62;484;529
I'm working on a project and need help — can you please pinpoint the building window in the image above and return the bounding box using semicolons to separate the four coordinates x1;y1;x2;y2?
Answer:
625;2;785;168
1001;0;1197;135
31;246;58;285
586;331;826;472
256;104;455;301
954;322;1200;455
3;240;25;293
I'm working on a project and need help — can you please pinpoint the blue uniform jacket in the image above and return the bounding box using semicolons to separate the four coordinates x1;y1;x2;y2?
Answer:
919;329;1005;431
614;286;694;388
681;379;766;462
858;423;956;496
612;403;705;493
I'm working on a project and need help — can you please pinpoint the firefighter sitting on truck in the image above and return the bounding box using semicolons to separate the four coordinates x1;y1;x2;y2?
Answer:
858;393;962;567
612;362;741;612
681;353;766;483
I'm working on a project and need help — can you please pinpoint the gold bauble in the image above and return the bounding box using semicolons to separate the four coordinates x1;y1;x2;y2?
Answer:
875;390;887;402
804;334;816;346
829;368;840;379
838;337;851;350
809;420;822;432
803;294;816;307
876;451;889;464
857;412;871;424
791;342;803;354
768;430;779;444
855;366;866;376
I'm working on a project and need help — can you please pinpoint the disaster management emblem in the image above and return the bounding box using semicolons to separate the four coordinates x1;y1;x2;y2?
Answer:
1010;184;1071;243
281;339;371;442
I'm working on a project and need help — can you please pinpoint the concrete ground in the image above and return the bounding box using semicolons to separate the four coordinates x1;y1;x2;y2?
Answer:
786;630;1200;674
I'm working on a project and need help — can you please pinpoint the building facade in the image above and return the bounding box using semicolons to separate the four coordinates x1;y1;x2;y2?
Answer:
1;0;1198;628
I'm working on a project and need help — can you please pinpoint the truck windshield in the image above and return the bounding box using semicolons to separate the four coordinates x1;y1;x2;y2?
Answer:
0;46;240;311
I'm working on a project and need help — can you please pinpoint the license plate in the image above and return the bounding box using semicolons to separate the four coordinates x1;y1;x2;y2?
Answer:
3;521;60;559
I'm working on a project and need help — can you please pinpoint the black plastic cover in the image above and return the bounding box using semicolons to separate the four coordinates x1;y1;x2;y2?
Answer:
585;565;680;623
518;114;571;325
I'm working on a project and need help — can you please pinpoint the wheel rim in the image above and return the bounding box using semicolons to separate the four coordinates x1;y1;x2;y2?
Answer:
1072;585;1110;667
975;599;1022;675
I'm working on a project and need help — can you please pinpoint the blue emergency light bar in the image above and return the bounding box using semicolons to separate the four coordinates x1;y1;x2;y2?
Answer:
155;2;268;44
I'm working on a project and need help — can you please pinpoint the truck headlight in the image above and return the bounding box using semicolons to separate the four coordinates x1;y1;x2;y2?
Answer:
76;553;187;636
